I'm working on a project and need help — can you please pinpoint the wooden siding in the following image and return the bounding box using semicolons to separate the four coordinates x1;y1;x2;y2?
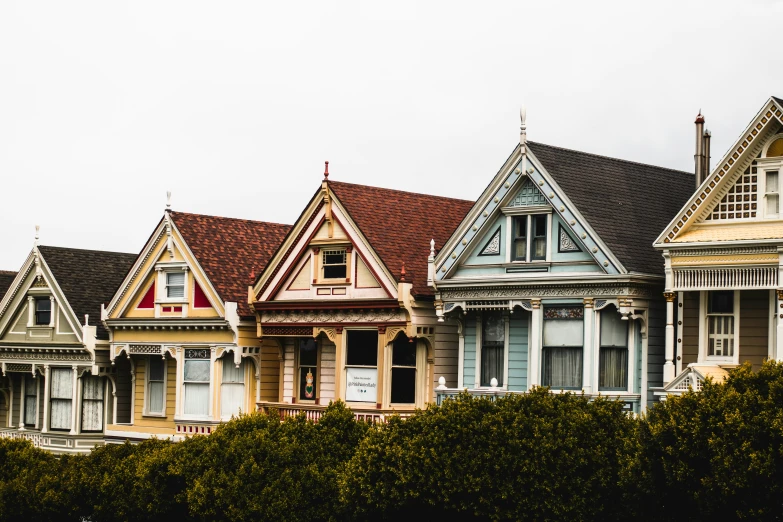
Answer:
10;375;20;428
508;312;529;391
681;291;699;366
258;341;281;402
740;290;770;370
433;321;458;392
320;340;336;401
114;357;132;423
463;313;477;387
647;299;665;404
132;355;176;430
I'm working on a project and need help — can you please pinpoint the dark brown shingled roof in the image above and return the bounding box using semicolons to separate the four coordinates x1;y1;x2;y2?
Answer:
169;212;291;317
328;181;475;297
0;271;17;302
527;141;694;275
773;96;783;105
37;246;138;340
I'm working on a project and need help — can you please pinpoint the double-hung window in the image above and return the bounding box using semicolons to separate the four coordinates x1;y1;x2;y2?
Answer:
220;358;245;419
297;338;318;401
183;349;210;416
50;368;72;430
322;249;347;279
81;376;104;432
542;307;584;390
345;330;378;403
599;306;629;391
23;375;37;426
512;215;548;261
147;356;165;415
35;298;51;325
766;170;779;218
166;272;186;299
390;335;417;403
480;313;504;387
707;291;734;358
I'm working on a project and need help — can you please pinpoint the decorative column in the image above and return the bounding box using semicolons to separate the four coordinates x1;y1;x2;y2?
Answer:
333;327;344;399
41;365;50;433
27;296;35;326
582;299;594;394
69;366;78;435
663;292;676;385
174;348;182;417
376;327;386;409
48;296;56;327
456;317;465;389
777;290;783;361
209;347;217;419
18;375;26;431
528;299;542;388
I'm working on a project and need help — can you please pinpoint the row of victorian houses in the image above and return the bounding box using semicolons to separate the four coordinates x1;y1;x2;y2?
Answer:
0;96;781;453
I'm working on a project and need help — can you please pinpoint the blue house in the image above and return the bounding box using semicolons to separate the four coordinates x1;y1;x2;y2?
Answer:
429;110;694;412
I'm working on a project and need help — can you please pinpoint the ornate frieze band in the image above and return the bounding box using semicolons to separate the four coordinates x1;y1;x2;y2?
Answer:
439;284;655;300
261;309;406;324
129;344;161;355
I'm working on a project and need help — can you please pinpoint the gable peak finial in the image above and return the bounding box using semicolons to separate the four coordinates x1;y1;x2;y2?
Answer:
34;225;40;246
519;105;527;146
324;161;329;180
166;191;172;212
695;110;705;124
430;238;435;257
400;261;406;282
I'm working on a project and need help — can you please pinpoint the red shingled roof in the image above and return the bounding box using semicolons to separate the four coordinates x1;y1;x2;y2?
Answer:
170;212;291;317
328;181;474;297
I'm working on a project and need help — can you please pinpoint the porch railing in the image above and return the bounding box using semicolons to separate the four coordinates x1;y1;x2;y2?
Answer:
258;402;414;424
0;429;48;448
673;267;777;290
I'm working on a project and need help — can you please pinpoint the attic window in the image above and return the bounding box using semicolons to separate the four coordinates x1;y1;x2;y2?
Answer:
35;298;51;326
322;249;347;279
166;272;185;299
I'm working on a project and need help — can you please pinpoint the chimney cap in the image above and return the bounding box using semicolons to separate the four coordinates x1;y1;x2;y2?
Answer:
695;110;705;124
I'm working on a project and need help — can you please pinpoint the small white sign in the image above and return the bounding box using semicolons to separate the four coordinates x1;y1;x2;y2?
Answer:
345;367;378;403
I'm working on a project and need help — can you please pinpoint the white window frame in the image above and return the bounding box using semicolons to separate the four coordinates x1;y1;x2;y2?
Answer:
596;307;634;394
700;290;740;365
156;263;190;304
22;374;39;428
295;338;319;403
143;355;167;417
759;164;782;219
386;336;426;407
342;328;379;405
49;367;73;431
505;211;553;264
540;306;585;391
474;312;510;390
220;355;246;420
181;348;212;419
80;375;105;433
321;248;348;280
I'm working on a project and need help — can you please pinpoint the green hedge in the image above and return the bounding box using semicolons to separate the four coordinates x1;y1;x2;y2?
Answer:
1;361;783;521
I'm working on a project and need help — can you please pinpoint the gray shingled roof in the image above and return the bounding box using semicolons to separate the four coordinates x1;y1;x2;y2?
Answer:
38;246;138;340
527;142;694;275
773;96;783;105
0;271;16;302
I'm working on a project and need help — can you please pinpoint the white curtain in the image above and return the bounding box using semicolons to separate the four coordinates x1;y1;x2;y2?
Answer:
50;368;72;430
599;348;628;390
147;357;165;414
167;272;185;298
24;376;37;426
542;347;583;389
542;318;584;346
600;308;628;347
221;358;245;419
81;376;104;431
184;383;209;415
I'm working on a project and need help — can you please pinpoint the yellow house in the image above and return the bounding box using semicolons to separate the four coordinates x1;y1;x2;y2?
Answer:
102;206;290;440
655;96;783;397
252;167;474;420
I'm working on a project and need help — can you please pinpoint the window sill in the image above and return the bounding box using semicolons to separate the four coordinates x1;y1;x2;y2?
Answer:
155;299;188;305
142;413;167;418
312;281;350;287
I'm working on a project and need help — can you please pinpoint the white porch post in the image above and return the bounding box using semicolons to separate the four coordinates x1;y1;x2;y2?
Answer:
776;290;783;361
174;348;182;417
209;347;217;419
663;292;676;385
41;365;50;433
582;299;594;393
18;375;26;431
69;366;78;435
529;299;542;387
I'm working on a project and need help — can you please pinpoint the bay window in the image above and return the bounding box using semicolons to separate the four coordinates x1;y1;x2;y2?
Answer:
50;368;72;430
345;330;378;403
542;307;584;390
390;335;416;403
81;376;104;432
146;356;165;415
297;338;318;401
183;349;210;416
480;312;504;387
220;357;245;419
599;306;629;391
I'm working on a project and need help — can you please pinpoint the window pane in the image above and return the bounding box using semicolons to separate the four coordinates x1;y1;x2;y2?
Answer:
392;337;416;366
482;313;504;344
543;318;584;348
167;272;185;298
24;396;37;426
323;251;345;264
51;368;72;399
148;381;164;413
299;338;318;366
35;299;51;325
221;382;244;418
83;376;103;400
184;360;210;382
82;398;103;431
532;238;546;259
542;347;583;389
222;358;244;384
391;367;416;403
148;357;165;381
346;330;378;366
514;240;527;261
299;366;317;400
708;291;733;314
768;171;779;192
599;347;628;390
515;217;527;238
323;264;346;279
481;346;504;387
50;399;72;430
600;308;628;348
184;383;210;415
533;215;547;236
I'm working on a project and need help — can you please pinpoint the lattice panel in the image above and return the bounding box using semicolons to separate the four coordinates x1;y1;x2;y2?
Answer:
509;179;547;207
706;163;758;220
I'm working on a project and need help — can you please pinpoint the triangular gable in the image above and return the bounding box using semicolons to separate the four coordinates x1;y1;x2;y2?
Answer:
663;364;728;394
657;97;783;245
255;182;398;302
105;214;224;320
0;249;83;343
435;144;621;279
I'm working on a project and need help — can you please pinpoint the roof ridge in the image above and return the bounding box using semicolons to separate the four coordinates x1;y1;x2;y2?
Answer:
0;270;16;275
170;210;291;228
528;141;694;177
328;179;474;204
37;245;137;257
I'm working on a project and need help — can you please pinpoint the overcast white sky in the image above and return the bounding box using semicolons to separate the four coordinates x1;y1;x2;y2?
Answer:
1;1;781;270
